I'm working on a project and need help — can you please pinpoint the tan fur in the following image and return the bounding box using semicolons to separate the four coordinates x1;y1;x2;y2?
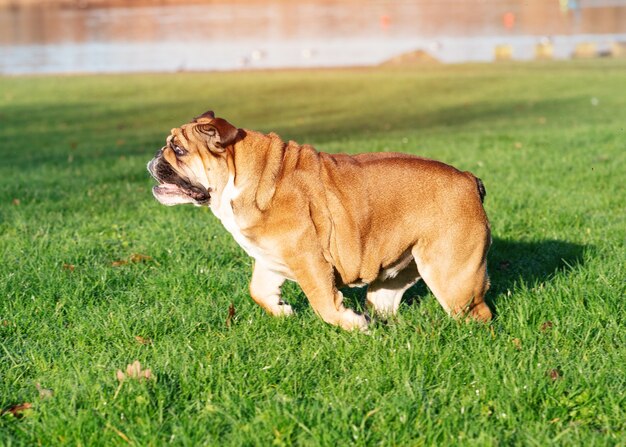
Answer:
149;114;492;330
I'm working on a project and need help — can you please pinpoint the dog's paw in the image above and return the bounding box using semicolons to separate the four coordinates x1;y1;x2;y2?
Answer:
270;302;294;317
338;309;369;331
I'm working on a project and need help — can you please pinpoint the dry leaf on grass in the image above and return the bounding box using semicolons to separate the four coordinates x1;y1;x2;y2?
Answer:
134;335;152;345
12;198;20;206
112;253;153;267
226;303;236;327
116;360;154;382
512;338;522;351
2;403;32;418
129;253;152;263
548;368;562;381
62;263;75;272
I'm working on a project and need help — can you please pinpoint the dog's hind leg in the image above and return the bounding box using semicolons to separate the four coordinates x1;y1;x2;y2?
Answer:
366;261;420;318
412;231;492;322
249;262;293;316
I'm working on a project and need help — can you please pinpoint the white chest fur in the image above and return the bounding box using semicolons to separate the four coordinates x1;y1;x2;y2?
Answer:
210;176;292;278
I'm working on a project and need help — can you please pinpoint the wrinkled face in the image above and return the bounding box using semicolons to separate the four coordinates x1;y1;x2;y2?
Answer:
147;111;239;206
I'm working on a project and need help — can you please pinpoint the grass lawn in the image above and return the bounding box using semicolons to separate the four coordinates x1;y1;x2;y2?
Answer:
1;60;624;446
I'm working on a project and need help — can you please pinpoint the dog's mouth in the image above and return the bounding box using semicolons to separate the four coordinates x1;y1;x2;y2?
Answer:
152;183;211;204
148;158;211;206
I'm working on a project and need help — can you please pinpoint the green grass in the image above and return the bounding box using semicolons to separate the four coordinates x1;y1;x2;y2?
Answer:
1;60;625;446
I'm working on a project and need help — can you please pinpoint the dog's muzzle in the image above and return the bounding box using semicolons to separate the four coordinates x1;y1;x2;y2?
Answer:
147;156;211;205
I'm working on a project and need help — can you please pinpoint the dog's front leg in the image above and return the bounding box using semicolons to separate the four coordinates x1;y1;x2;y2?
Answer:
288;252;368;331
249;261;293;316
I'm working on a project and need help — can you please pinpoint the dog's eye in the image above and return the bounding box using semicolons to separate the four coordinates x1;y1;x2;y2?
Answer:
173;145;185;156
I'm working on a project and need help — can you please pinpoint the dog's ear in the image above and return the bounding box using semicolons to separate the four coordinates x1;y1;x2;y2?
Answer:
195;118;239;153
193;110;215;121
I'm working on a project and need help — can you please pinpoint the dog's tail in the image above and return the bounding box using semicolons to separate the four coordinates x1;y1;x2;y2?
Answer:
465;172;486;203
476;177;486;203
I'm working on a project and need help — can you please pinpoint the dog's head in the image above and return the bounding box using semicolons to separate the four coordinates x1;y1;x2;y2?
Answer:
147;111;241;206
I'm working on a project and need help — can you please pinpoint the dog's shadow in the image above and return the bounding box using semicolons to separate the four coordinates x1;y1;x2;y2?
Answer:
340;238;587;316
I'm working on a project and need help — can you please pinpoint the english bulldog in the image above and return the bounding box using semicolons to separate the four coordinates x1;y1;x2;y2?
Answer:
147;111;492;330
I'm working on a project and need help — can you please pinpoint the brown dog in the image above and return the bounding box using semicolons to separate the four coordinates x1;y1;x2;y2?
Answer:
148;111;492;330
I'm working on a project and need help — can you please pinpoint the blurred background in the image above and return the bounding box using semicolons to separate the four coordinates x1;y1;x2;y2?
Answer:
1;0;626;74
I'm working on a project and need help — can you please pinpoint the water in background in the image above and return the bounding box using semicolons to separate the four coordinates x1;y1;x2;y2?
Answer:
1;0;626;74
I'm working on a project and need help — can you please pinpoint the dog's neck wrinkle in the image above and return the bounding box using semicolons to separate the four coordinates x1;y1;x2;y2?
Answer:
227;132;284;211
210;133;286;230
254;134;285;211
